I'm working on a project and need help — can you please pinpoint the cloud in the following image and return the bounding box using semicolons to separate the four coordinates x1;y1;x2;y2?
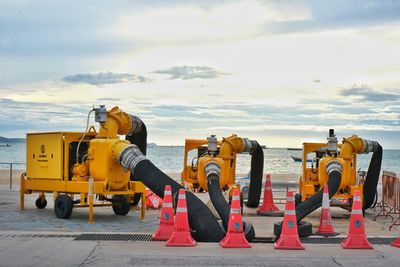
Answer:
61;72;150;85
154;66;227;80
340;85;400;102
97;97;121;102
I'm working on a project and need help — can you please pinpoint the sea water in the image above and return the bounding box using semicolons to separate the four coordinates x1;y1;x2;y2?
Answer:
1;143;399;175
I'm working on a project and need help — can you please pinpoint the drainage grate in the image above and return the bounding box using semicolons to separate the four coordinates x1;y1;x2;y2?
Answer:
300;237;396;245
0;233;77;238
74;233;160;242
252;236;397;244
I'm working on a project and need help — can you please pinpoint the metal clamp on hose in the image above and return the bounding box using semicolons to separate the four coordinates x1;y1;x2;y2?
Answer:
363;139;380;154
204;162;221;179
326;160;342;175
118;144;147;175
243;138;258;153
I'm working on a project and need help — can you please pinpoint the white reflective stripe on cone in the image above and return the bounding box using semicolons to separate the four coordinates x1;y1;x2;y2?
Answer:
353;196;361;201
322;193;330;208
287;196;295;202
230;208;241;214
176;207;187;212
265;186;272;190
164;191;172;195
232;195;240;201
352;209;363;215
179;194;186;199
163;202;173;208
285;210;296;215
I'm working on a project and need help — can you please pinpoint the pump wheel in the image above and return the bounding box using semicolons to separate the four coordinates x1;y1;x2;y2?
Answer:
35;198;47;209
274;221;312;239
54;195;73;219
112;195;131;216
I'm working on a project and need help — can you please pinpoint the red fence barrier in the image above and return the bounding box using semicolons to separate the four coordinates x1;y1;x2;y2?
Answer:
374;171;400;230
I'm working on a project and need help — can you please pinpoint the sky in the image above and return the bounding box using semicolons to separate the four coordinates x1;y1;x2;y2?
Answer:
0;0;400;148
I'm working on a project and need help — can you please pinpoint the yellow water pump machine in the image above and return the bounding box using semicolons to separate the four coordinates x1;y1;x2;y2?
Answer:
20;105;147;223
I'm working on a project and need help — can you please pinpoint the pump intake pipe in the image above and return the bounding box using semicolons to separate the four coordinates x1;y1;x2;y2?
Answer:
245;140;264;207
205;162;255;242
295;161;342;222
115;144;226;242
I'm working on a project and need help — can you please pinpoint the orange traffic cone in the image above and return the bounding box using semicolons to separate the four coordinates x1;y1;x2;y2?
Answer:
274;191;305;250
220;188;251;248
257;174;282;216
152;185;174;240
391;237;400;248
341;190;373;249
166;189;196;247
316;184;338;236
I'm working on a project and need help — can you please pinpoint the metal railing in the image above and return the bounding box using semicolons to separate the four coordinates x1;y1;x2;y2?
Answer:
0;162;25;190
374;171;400;230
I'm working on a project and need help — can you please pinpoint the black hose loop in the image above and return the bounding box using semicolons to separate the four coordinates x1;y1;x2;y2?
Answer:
246;142;264;207
363;143;383;210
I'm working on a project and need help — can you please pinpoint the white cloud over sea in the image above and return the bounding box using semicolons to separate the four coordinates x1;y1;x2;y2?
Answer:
0;0;400;148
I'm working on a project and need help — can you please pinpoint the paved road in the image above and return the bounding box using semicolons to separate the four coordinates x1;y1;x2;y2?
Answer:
0;236;399;267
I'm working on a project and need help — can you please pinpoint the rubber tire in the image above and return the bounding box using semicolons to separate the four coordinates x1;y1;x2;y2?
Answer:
132;193;142;206
274;221;312;239
295;193;302;206
35;198;47;209
112;195;131;216
54;195;73;219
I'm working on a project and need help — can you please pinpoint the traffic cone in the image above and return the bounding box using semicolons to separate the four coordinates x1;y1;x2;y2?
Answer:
152;185;174;240
274;191;305;250
220;188;251;248
316;184;338;236
166;189;196;247
257;174;282;216
391;237;400;248
341;190;373;249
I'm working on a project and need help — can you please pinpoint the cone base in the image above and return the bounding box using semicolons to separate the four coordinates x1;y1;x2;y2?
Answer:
257;209;284;217
274;235;305;250
152;226;174;241
257;203;280;212
341;235;373;249
220;233;251;248
166;232;196;247
316;225;338;236
314;231;339;237
390;238;400;248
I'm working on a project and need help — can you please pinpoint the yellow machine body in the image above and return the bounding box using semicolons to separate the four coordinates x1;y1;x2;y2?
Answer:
181;134;248;192
21;106;146;223
299;134;367;202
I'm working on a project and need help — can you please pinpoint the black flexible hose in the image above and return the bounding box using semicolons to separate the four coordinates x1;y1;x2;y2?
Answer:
125;157;226;242
207;173;256;242
295;171;342;222
207;174;230;230
363;144;383;210
246;143;264;207
125;116;147;155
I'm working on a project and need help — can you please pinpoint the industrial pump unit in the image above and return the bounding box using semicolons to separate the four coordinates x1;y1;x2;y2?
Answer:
20;106;147;222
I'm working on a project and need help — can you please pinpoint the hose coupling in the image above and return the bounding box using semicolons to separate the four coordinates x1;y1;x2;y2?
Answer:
118;144;147;175
326;160;342;175
204;161;221;179
127;115;143;136
243;138;258;153
363;139;380;153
